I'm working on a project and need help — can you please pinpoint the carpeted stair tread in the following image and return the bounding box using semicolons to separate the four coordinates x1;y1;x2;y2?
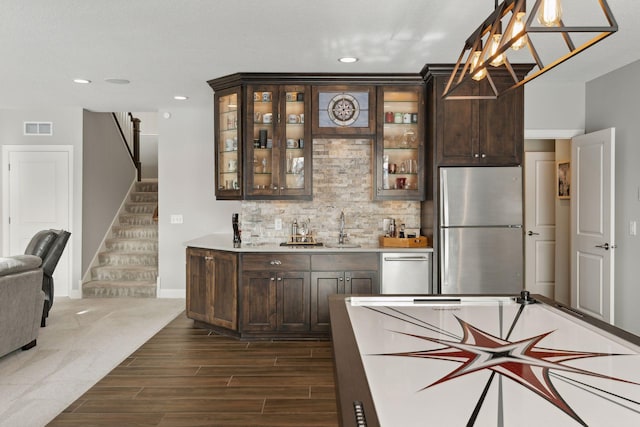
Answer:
98;252;158;266
83;280;157;298
105;239;158;251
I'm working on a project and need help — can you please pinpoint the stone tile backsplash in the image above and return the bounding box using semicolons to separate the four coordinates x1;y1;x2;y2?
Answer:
240;138;421;246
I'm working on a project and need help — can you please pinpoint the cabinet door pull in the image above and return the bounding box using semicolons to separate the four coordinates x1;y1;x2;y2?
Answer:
474;153;480;158
346;277;351;282
270;277;276;281
339;277;343;281
481;153;487;158
269;260;282;265
277;277;282;281
273;185;278;191
204;256;214;261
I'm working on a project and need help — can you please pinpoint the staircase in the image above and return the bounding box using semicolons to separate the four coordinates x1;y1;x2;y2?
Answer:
83;181;158;297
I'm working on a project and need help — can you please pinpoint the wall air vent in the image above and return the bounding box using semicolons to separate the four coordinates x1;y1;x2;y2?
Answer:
24;122;53;136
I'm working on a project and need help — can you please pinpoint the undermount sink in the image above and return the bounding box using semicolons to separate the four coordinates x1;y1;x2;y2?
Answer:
324;243;361;248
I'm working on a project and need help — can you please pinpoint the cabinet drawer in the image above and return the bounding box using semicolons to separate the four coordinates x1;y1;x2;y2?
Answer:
311;253;379;271
242;253;310;271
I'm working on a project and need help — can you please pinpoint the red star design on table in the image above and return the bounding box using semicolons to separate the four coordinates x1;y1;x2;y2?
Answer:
384;316;639;425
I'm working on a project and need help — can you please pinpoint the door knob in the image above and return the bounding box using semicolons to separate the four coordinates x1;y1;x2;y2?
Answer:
595;243;617;250
527;231;540;236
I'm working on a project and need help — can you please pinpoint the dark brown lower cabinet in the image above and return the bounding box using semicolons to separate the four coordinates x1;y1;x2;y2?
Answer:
240;270;310;333
187;248;379;338
186;248;237;330
310;270;378;332
310;254;379;333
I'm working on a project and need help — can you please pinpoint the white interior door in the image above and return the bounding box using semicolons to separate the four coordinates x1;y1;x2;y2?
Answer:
571;128;615;323
524;152;556;298
3;147;71;297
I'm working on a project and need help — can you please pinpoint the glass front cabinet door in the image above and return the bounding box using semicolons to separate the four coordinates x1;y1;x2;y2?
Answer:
215;88;242;199
246;85;311;200
375;86;425;200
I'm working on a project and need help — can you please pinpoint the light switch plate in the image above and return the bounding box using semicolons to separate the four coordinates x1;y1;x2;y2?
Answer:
170;214;183;224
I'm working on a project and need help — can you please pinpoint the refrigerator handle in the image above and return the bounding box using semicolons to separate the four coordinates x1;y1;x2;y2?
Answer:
440;228;448;293
440;168;449;226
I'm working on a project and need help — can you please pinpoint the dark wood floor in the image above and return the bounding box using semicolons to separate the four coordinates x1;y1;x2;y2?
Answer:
48;313;339;427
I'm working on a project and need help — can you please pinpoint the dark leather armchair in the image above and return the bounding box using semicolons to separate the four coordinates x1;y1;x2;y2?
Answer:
24;229;71;327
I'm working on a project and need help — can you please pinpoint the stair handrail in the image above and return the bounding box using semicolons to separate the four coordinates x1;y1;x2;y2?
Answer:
112;112;142;181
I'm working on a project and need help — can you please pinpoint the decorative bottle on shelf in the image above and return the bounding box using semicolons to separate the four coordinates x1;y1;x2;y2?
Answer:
383;155;390;189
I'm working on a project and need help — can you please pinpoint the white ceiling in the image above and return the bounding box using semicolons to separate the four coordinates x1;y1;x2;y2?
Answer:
1;0;638;112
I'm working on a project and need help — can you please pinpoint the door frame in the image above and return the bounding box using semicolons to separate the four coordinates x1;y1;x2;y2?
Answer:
524;151;556;298
1;145;74;296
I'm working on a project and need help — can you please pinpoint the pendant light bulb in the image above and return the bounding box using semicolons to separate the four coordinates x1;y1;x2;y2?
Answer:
537;0;562;27
510;12;528;50
470;48;487;81
489;22;505;67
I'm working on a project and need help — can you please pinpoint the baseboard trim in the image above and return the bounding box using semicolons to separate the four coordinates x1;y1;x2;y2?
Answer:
158;289;185;299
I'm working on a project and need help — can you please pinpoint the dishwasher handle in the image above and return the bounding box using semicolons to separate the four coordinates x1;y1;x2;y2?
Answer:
383;256;429;262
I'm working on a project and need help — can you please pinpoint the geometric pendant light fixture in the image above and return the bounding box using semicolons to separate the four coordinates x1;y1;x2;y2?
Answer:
443;0;618;100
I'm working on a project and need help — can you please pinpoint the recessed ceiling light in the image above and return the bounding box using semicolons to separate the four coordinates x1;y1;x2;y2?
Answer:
174;95;189;101
104;78;130;85
73;78;91;84
338;57;358;63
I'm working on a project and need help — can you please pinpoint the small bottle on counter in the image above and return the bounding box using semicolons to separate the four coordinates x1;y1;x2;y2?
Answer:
399;223;406;238
389;219;396;238
291;219;298;242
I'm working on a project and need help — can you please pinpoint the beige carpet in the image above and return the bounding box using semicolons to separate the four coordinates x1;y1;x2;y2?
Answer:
0;297;185;427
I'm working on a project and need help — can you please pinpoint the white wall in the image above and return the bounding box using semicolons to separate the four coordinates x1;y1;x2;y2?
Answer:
157;106;240;297
524;79;585;133
585;59;640;335
0;108;84;297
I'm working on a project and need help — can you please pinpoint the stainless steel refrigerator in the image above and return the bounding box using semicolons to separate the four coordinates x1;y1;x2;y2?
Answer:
439;166;523;294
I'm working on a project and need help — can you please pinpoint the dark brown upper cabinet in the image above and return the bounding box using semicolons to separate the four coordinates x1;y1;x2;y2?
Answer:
423;64;532;167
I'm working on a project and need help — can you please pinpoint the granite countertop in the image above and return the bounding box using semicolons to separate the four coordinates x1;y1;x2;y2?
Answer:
185;234;433;253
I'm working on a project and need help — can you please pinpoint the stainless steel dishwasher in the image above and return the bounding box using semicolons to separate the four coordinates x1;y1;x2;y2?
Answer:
381;252;432;294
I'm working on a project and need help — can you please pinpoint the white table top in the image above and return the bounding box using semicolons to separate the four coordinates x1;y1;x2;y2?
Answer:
344;296;640;426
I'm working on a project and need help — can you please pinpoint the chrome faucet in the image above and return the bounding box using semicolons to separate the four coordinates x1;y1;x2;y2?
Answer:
338;210;346;244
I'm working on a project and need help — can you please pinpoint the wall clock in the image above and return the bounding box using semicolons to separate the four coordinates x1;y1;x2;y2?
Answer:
317;91;369;128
